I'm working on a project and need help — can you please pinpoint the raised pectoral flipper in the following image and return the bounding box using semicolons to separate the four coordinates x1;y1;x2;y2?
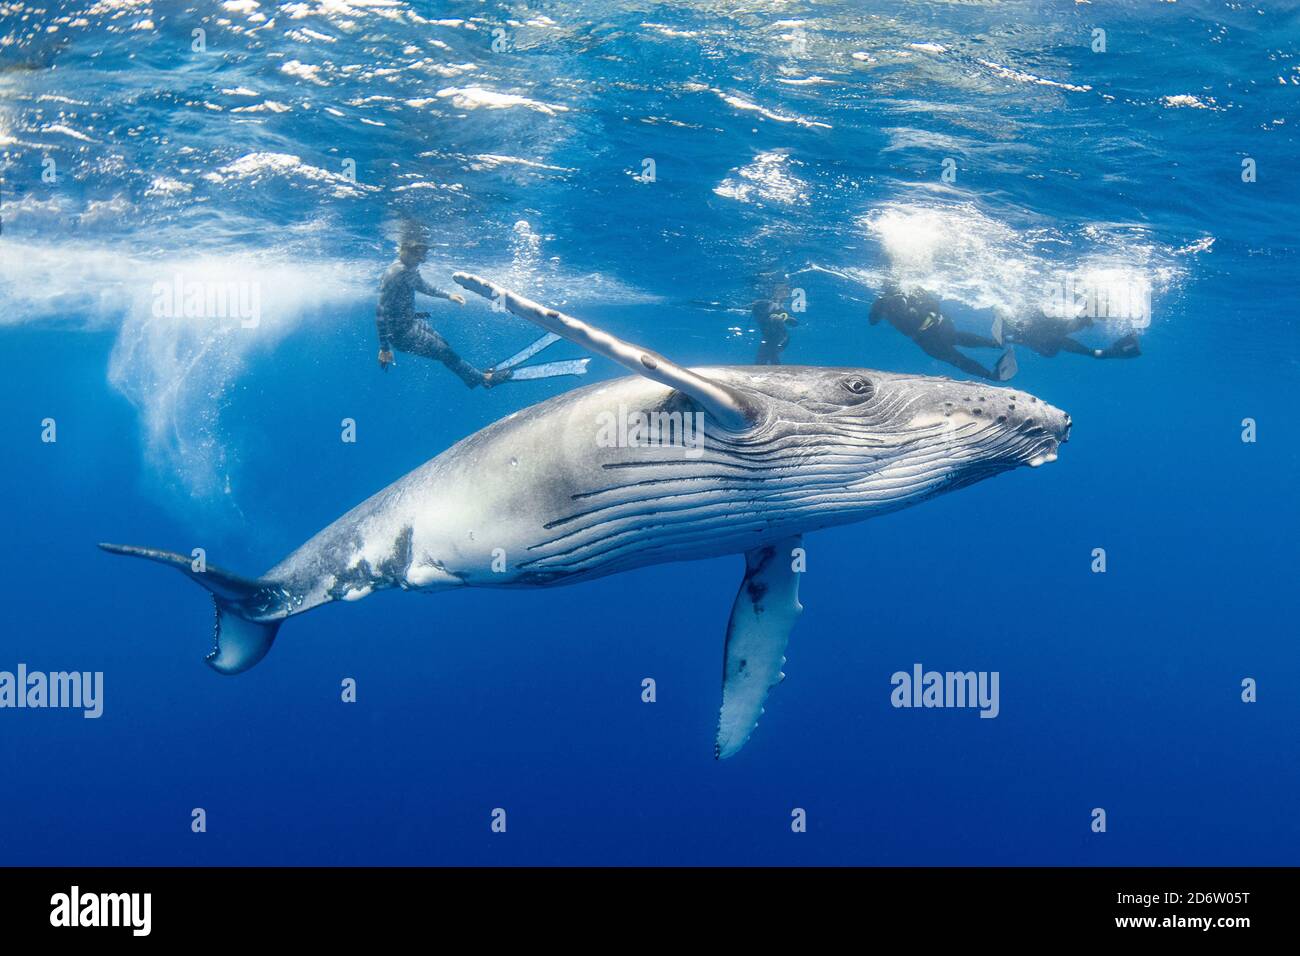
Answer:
715;534;804;759
453;272;756;429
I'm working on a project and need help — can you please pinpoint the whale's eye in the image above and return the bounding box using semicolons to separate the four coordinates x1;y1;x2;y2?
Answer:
841;377;873;397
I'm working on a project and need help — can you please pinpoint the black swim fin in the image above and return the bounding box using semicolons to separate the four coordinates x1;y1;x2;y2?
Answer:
1101;333;1142;359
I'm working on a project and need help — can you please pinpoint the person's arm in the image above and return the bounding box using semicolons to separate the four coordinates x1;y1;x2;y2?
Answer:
376;311;395;369
414;272;465;304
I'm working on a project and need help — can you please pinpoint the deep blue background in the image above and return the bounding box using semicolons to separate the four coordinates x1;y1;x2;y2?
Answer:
0;1;1296;864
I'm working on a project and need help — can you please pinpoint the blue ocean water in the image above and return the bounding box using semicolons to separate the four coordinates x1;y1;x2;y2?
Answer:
1;0;1297;866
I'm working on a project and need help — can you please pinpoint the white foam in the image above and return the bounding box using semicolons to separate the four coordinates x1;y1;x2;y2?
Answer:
1161;93;1213;109
281;59;328;85
860;202;1034;313
641;22;701;39
856;200;1180;325
81;196;136;226
714;151;808;205
202;151;375;197
1174;236;1215;255
145;177;193;197
279;0;402;20
41;123;97;142
2;241;365;500
434;86;569;116
230;100;291;113
390;180;462;192
286;27;336;43
709;88;832;129
977;59;1091;93
468;154;572;172
777;75;833;86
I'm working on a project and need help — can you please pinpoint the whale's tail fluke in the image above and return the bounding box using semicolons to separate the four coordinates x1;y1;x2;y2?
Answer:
98;543;285;674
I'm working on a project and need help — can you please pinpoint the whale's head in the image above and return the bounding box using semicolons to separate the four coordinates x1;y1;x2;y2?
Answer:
733;366;1070;510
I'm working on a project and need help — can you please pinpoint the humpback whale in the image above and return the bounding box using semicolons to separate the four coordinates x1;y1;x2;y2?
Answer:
102;274;1071;758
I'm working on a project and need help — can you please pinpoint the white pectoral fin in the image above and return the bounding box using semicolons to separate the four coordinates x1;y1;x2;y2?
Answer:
453;272;756;429
715;535;804;759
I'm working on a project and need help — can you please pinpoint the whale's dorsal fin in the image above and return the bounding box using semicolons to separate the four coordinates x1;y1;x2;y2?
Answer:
715;534;804;759
453;272;756;429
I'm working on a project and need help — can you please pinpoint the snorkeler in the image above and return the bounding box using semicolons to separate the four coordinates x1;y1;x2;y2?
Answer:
869;286;1017;382
752;289;799;364
376;237;509;388
1005;310;1142;361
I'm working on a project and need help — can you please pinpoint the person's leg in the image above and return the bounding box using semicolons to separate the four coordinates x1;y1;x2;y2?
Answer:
396;323;487;388
1017;330;1058;357
947;350;1007;380
1056;336;1095;356
433;336;490;387
916;337;999;380
954;331;1001;349
1096;333;1141;359
771;328;789;364
755;338;779;364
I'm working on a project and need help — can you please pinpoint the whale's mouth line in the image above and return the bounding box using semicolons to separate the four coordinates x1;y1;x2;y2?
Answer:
1026;444;1060;468
946;418;1063;471
1022;431;1063;467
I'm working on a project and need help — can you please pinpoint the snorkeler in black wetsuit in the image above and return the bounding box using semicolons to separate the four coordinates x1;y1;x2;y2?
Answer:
752;292;799;364
1007;311;1142;361
869;286;1017;382
375;239;509;388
